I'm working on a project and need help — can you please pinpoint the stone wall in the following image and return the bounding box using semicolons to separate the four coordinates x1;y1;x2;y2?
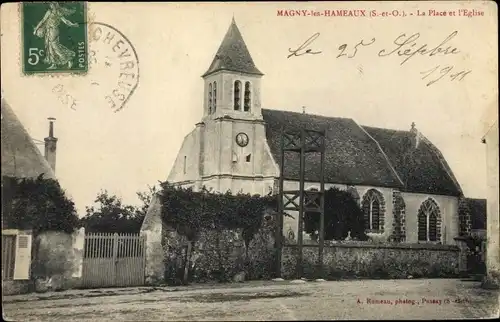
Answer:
140;193;166;285
141;193;463;284
281;242;460;280
484;120;500;289
32;228;85;292
140;192;278;285
163;220;276;285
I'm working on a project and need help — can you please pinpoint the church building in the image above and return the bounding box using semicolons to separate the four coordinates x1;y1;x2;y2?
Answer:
167;19;465;245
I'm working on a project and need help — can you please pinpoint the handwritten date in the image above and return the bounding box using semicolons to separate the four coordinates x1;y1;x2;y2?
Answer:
288;31;460;64
337;38;376;58
288;33;322;58
420;65;472;86
378;31;460;65
287;31;470;87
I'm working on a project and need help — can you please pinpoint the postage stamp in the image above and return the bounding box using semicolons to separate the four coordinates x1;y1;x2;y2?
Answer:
21;1;88;74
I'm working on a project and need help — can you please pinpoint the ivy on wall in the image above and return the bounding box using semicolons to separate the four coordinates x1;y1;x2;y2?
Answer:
159;183;367;243
1;174;79;235
159;182;277;243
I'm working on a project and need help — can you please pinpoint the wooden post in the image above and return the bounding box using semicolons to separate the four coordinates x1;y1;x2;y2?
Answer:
276;126;285;278
297;128;305;279
112;233;119;285
141;235;146;284
318;130;326;279
279;127;325;280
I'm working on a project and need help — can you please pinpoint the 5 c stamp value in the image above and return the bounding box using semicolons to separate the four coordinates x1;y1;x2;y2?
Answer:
22;1;88;74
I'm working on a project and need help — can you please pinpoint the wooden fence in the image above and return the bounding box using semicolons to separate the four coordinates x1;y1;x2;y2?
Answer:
82;232;146;288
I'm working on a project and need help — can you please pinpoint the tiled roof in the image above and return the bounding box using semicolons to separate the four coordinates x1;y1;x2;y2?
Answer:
363;127;463;196
463;198;487;230
262;109;403;188
202;19;263;77
262;109;463;196
1;97;55;180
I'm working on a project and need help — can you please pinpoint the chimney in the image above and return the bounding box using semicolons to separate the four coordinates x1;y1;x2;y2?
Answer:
44;117;58;173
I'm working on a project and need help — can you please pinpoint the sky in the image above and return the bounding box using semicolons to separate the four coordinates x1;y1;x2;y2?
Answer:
1;2;497;215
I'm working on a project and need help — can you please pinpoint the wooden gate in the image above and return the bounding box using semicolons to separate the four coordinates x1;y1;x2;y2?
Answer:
82;233;146;288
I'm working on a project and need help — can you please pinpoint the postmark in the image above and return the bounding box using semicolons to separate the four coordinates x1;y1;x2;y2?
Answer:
22;1;88;74
86;22;140;113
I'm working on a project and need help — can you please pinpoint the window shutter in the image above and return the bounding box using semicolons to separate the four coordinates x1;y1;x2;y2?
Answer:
13;234;32;280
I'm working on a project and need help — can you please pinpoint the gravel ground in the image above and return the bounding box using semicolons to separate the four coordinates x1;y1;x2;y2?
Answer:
2;279;499;321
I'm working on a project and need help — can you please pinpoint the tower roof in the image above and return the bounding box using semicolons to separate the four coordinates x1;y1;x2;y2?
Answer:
202;18;263;77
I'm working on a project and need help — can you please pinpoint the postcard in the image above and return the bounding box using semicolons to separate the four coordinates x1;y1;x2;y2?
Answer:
1;1;498;321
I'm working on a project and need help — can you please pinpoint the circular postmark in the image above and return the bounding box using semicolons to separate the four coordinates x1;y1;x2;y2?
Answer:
86;22;139;113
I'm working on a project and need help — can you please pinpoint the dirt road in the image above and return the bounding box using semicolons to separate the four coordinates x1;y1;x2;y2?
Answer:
3;279;499;320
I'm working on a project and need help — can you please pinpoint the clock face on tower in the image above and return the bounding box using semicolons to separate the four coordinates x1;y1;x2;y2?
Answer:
235;132;249;147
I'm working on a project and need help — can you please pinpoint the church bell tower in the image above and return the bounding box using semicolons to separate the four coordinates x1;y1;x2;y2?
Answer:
199;18;268;194
201;18;264;121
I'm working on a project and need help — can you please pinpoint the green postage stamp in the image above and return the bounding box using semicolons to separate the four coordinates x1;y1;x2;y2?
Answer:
21;1;88;74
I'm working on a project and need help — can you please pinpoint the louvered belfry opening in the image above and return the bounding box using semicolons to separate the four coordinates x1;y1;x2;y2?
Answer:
244;81;251;111
234;80;241;110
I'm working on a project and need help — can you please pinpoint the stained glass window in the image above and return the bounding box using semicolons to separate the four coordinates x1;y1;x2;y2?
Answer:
361;189;384;232
418;199;440;242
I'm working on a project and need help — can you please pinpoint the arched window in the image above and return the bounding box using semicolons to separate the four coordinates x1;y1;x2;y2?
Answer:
418;198;441;242
361;189;385;233
212;82;217;113
208;83;212;114
244;81;251;111
234;80;241;111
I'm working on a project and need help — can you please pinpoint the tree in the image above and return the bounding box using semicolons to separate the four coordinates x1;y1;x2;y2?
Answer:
80;186;157;233
135;185;158;219
2;174;79;235
304;187;367;241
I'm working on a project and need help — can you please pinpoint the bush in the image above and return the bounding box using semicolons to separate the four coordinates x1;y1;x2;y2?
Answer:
304;187;367;241
2;174;79;235
159;182;276;241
